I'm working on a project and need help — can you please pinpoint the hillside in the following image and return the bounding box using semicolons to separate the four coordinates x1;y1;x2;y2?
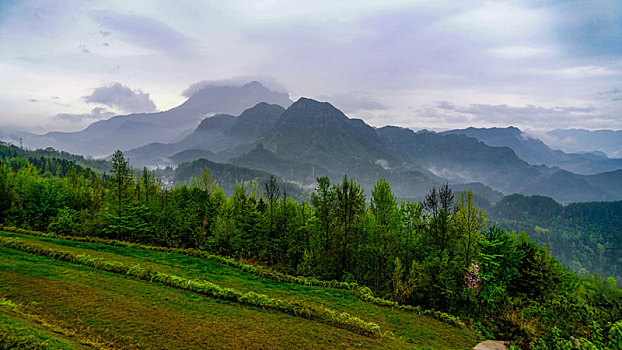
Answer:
0;229;477;349
489;195;622;285
0;141;111;174
172;157;308;199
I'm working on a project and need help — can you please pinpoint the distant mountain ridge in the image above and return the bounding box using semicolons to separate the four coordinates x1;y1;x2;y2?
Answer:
442;126;622;174
544;129;622;159
125;96;622;204
124;102;286;167
14;80;622;204
21;82;292;157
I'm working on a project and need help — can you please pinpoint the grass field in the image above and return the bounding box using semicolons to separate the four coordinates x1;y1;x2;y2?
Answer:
0;230;478;349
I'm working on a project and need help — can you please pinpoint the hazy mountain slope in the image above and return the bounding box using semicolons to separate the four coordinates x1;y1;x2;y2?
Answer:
231;143;329;184
377;126;622;203
377;126;547;192
443;127;622;174
226;102;285;139
220;98;443;196
544;129;622;159
23;82;292;157
125;102;286;167
513;169;622;203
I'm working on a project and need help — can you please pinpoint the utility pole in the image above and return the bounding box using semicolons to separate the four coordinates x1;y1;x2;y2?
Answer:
19;138;23;149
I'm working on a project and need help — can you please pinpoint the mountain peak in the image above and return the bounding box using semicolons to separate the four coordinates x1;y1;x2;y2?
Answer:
226;102;285;139
195;114;237;133
260;98;398;175
283;97;346;122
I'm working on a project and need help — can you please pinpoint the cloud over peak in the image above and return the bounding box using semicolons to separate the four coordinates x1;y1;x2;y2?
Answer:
83;83;157;113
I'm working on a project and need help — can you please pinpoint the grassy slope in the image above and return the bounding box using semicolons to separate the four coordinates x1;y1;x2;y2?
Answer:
0;231;477;349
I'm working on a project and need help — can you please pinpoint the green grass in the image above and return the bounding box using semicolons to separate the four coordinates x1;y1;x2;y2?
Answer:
0;301;95;350
0;231;477;349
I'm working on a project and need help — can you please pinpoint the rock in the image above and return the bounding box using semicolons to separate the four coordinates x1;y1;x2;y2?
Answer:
473;340;509;350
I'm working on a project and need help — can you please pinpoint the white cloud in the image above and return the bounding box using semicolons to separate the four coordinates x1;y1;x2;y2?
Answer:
83;82;157;113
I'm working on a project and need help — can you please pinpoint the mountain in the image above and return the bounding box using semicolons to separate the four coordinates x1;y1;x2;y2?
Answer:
544;129;622;159
520;169;622;203
377;126;546;192
260;98;399;175
124;102;286;167
23;82;292;157
227;98;450;196
443;127;622;174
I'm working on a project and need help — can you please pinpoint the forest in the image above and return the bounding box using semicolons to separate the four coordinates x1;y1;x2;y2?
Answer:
1;146;621;349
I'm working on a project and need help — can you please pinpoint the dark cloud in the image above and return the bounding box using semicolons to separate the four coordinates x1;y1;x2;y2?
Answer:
83;83;157;113
317;93;387;114
28;99;38;103
55;107;114;122
90;10;196;56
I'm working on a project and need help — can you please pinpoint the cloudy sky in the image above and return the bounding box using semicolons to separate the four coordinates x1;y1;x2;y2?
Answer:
1;0;621;133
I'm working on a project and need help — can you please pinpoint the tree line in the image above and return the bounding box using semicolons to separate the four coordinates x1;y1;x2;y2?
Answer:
0;149;620;349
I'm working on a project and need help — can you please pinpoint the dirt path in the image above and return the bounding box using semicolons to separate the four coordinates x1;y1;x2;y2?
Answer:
473;340;509;349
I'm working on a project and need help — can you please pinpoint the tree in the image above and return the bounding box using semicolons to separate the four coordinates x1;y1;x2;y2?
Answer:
421;184;459;308
370;179;398;228
109;150;133;215
369;179;399;291
138;167;158;206
310;176;335;252
264;175;280;243
423;184;455;262
334;175;365;279
454;190;488;269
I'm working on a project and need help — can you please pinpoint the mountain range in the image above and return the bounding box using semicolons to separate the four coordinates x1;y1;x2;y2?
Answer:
18;82;292;157
8;81;622;204
442;127;622;174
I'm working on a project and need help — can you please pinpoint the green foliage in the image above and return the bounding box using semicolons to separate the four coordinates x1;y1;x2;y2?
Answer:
491;195;622;286
0;149;619;347
610;321;622;349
